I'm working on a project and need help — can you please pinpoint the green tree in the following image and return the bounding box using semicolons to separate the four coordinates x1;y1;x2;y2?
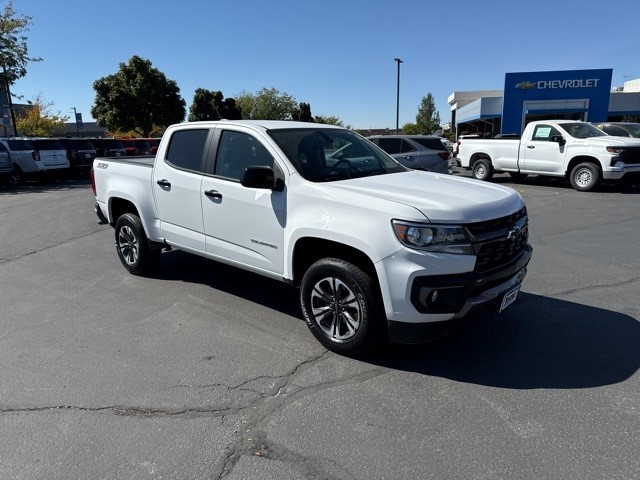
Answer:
91;55;186;137
15;93;67;136
314;115;345;127
236;87;296;120
401;123;422;134
291;102;314;122
413;93;441;134
0;0;42;135
188;88;242;121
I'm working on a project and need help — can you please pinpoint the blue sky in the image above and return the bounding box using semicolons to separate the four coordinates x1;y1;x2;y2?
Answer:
11;0;640;130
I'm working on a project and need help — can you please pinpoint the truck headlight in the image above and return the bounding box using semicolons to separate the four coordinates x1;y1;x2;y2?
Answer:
392;220;473;254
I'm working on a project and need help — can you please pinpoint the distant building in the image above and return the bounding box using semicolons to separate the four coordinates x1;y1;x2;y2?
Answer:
1;102;107;137
449;69;640;138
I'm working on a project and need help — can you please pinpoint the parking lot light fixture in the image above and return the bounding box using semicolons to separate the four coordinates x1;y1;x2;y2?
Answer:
394;58;403;134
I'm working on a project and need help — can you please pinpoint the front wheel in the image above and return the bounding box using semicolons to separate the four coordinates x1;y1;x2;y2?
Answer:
114;213;161;276
570;162;601;192
472;159;493;181
300;258;385;356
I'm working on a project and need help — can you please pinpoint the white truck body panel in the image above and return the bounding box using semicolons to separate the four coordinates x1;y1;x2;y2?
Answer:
93;120;532;346
457;120;640;186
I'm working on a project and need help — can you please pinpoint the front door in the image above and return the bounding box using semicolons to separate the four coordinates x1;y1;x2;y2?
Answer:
201;128;286;276
521;123;566;174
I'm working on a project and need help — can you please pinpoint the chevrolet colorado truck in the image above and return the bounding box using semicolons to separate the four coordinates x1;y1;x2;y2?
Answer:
456;120;640;191
91;120;532;355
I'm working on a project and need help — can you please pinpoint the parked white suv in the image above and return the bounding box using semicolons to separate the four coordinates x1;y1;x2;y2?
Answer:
0;138;70;180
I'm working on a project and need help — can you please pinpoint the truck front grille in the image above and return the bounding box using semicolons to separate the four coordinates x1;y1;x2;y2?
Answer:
463;207;529;273
619;147;640;165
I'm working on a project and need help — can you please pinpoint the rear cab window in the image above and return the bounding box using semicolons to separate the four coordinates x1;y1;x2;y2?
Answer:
165;129;210;173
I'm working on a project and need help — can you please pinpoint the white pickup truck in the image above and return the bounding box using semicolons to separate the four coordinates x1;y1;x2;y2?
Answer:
91;120;532;355
456;120;640;191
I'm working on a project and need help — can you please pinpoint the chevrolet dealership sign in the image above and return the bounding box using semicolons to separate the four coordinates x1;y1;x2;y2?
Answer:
516;79;601;89
502;69;613;135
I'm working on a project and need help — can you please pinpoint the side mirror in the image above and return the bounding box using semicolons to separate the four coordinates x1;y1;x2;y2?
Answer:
550;135;566;146
241;166;284;191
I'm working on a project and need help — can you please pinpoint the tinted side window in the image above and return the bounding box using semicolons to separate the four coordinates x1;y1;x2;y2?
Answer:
602;125;629;137
412;138;446;150
7;140;34;150
377;138;402;154
165;129;209;172
400;140;416;153
214;130;274;181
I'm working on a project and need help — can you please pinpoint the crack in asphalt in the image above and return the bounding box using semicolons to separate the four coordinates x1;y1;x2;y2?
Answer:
0;405;237;418
535;216;640;241
0;227;108;265
0;351;386;478
212;351;387;479
517;275;640;302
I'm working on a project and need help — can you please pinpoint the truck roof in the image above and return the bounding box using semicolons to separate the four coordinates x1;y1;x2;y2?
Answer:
176;120;345;131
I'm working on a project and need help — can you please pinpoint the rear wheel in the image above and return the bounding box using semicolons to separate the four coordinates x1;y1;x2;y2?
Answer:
472;159;493;181
114;213;161;276
300;258;385;356
570;162;601;192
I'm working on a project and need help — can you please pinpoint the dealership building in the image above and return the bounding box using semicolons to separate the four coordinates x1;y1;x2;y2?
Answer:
448;69;640;137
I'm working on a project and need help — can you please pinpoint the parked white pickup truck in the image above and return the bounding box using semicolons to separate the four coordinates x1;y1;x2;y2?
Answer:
91;120;532;355
456;120;640;191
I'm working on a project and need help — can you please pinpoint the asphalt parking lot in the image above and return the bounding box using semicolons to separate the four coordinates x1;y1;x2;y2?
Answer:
0;174;639;479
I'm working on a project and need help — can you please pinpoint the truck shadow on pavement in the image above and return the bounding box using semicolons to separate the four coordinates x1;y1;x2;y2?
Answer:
368;292;640;389
157;251;639;389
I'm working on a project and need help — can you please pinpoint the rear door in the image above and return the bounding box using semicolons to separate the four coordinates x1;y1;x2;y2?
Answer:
152;127;212;251
200;126;286;276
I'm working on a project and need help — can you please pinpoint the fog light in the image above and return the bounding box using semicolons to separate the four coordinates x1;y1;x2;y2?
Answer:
431;290;438;303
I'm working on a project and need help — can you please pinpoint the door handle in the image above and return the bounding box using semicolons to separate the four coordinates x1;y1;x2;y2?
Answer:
204;190;223;199
526;145;535;149
156;179;171;187
402;155;412;160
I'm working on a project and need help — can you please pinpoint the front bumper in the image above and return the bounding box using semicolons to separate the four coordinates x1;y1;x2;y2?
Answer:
603;163;640;181
384;244;532;344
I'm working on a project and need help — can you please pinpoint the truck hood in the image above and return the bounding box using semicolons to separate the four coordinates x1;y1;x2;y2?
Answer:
323;171;524;223
582;136;640;147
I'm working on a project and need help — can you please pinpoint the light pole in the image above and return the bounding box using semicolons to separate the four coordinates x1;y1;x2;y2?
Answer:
71;107;79;137
394;58;403;134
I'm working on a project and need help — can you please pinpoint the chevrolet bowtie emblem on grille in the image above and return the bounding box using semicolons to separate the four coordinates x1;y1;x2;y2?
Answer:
506;225;522;240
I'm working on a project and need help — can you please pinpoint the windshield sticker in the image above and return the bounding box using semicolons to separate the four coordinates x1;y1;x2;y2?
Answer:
534;127;551;139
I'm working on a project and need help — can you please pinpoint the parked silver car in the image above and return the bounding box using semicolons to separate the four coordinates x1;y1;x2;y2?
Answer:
0;141;14;183
367;135;452;174
592;122;640;138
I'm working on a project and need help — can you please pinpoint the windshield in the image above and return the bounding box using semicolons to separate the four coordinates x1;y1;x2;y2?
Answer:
561;123;608;139
267;128;406;182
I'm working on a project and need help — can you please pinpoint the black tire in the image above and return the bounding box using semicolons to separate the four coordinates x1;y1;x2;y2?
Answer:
472;158;493;181
8;164;23;185
300;258;385;356
569;162;601;192
508;172;528;182
114;213;161;276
